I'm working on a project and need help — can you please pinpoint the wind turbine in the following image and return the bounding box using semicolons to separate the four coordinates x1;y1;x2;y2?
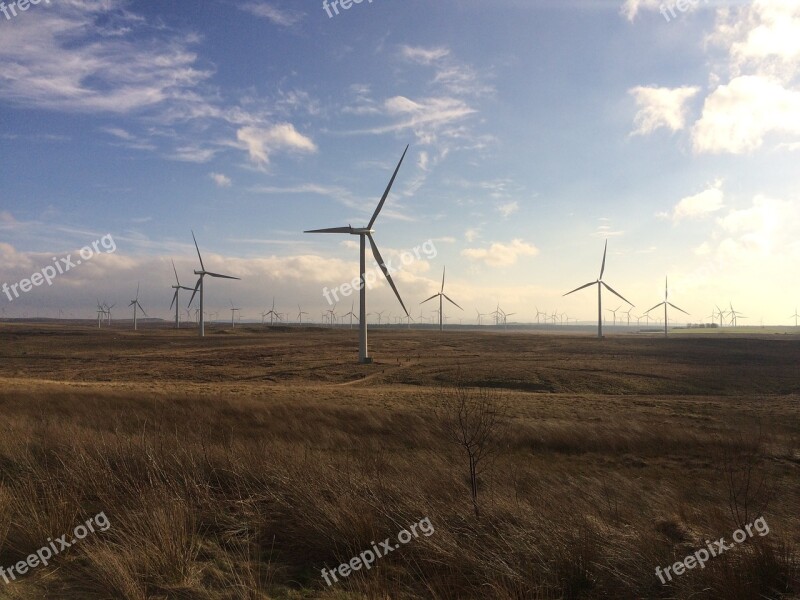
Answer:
729;302;746;327
263;298;280;326
326;304;337;327
128;283;147;331
791;308;800;327
187;231;240;338
715;305;729;327
170;259;194;329
229;300;240;328
104;302;115;326
503;311;516;329
421;266;463;332
343;301;358;329
534;306;547;325
95;300;107;328
297;305;309;325
476;309;489;326
607;305;621;326
623;307;633;326
645;277;689;337
304;146;409;363
563;240;633;339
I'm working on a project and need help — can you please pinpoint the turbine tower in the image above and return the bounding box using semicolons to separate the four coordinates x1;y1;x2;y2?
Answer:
304;145;410;363
229;300;241;328
188;230;240;338
563;240;633;339
791;308;800;327
645;276;689;337
128;283;147;331
170;259;194;329
421;266;463;331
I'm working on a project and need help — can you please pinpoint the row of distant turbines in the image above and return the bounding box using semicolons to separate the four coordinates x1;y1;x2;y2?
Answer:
85;145;793;364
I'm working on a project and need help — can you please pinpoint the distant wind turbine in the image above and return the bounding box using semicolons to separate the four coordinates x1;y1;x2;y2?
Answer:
170;259;194;329
563;240;633;339
128;283;147;331
421;266;463;331
791;308;800;327
304;145;409;363
343;301;359;329
229;300;241;328
645;276;689;337
729;302;746;327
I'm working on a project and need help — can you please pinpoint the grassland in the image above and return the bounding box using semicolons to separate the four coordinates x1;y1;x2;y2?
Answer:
0;323;797;599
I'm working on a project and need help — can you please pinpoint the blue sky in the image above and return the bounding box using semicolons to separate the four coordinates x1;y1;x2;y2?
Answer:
1;0;798;325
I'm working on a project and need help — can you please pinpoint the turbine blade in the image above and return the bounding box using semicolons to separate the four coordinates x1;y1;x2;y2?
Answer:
602;281;634;306
441;266;446;293
442;293;463;310
206;272;241;280
172;258;180;285
420;294;438;304
170;290;178;310
563;281;596;296
191;230;205;272
304;226;354;234
135;282;140;300
368;233;408;315
599;239;608;279
667;302;689;315
188;278;201;307
138;302;148;317
645;301;665;313
367;145;409;229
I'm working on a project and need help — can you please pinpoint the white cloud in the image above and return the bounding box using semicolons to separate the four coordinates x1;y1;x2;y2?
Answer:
629;86;700;135
461;239;539;267
0;2;210;114
497;201;519;217
692;75;800;154
239;2;303;27
210;173;232;188
620;0;660;22
464;228;480;242
713;195;798;260
236;124;317;165
669;180;725;221
399;45;450;65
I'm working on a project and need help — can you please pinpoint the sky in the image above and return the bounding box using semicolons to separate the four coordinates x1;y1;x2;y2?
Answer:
1;0;799;325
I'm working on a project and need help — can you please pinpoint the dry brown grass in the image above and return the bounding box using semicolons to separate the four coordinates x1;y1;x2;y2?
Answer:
0;323;797;599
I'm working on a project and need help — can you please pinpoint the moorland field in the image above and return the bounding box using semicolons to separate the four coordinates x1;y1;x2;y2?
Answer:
0;323;797;599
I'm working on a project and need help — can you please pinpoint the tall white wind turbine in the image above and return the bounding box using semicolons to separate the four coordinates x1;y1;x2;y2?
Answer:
645;276;689;337
304;145;410;363
791;308;800;327
421;266;463;332
188;231;240;338
563;240;633;339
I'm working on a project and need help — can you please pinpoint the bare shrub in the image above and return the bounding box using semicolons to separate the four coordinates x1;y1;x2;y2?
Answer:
434;380;508;518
